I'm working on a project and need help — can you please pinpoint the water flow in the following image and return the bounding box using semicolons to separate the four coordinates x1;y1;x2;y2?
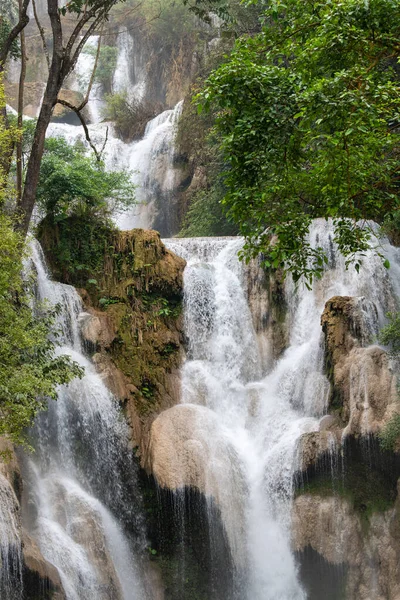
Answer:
46;32;183;235
0;475;23;599
164;219;400;600
22;242;148;600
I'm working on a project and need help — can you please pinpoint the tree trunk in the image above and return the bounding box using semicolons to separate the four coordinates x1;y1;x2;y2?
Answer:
16;0;27;202
17;0;63;236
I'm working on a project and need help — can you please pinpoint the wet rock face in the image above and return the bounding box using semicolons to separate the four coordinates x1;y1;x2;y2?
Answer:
0;448;66;599
295;295;400;599
244;260;288;371
76;229;186;467
148;404;247;567
320;295;397;435
293;490;400;600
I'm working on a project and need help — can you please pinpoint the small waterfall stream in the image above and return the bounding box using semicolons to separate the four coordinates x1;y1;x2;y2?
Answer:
21;242;149;600
47;34;183;236
164;220;400;599
0;476;23;599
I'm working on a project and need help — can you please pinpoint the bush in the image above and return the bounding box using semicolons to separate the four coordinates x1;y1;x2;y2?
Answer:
379;414;400;451
378;312;400;356
102;92;162;141
36;136;135;286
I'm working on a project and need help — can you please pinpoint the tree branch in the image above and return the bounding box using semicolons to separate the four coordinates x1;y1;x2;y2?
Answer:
0;0;30;66
32;0;50;69
56;98;107;161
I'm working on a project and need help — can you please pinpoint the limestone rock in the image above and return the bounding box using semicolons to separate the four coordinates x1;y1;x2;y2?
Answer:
293;492;400;599
22;533;66;600
148;403;247;565
320;295;398;436
53;89;85;119
0;438;22;501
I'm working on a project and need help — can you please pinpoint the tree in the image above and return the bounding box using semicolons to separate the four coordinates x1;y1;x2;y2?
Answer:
36;136;135;284
199;0;400;283
37;136;134;215
0;82;83;446
0;0;128;235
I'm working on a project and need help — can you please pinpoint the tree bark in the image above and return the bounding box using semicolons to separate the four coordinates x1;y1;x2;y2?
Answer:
16;0;27;202
17;0;63;234
0;0;30;68
16;0;120;236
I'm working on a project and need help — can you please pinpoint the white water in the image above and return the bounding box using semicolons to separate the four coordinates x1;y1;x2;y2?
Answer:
22;242;149;600
0;475;23;599
46;34;183;235
164;220;400;599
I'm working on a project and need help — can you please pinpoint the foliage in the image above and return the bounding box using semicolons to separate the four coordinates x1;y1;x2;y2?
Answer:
0;80;83;445
0;214;84;446
198;0;400;283
36;136;135;221
60;0;125;15
83;44;118;92
176;46;241;237
379;414;400;451
378;312;400;355
381;209;400;246
0;16;20;60
35;136;135;285
102;91;161;140
179;185;237;237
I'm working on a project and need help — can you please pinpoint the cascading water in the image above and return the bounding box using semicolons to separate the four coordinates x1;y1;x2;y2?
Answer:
21;242;150;600
0;476;23;599
164;219;400;600
46;33;183;236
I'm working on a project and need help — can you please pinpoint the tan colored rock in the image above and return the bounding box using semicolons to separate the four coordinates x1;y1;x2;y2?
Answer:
5;81;46;115
80;310;116;348
148;404;247;565
321;295;398;436
292;493;400;599
22;533;66;600
0;438;22;501
53;89;85;119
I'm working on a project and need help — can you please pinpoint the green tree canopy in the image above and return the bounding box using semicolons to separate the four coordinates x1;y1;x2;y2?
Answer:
0;214;84;446
0;91;84;444
199;0;400;282
36;136;135;221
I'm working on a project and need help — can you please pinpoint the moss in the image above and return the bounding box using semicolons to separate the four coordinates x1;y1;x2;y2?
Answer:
39;224;186;419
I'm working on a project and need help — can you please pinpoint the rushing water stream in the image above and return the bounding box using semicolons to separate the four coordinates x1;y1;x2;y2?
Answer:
4;26;400;599
21;243;149;600
164;222;400;599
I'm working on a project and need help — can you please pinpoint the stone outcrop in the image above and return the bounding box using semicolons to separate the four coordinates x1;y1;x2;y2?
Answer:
293;491;400;599
320;295;397;434
22;533;66;600
0;445;66;599
74;230;186;466
294;295;400;598
298;295;399;473
148;403;247;566
245;261;288;370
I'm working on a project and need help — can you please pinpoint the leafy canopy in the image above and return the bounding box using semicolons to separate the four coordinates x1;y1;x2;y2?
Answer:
36;136;135;221
198;0;400;283
0;83;83;446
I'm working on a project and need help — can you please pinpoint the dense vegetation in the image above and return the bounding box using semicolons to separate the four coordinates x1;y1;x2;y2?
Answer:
194;0;400;282
36;136;135;285
0;85;83;446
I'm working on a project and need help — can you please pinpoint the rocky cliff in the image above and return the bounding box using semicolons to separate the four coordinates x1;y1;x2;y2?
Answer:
294;294;400;599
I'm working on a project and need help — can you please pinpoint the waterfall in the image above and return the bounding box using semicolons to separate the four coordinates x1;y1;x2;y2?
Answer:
163;219;400;600
46;33;183;236
21;242;149;600
0;476;23;599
